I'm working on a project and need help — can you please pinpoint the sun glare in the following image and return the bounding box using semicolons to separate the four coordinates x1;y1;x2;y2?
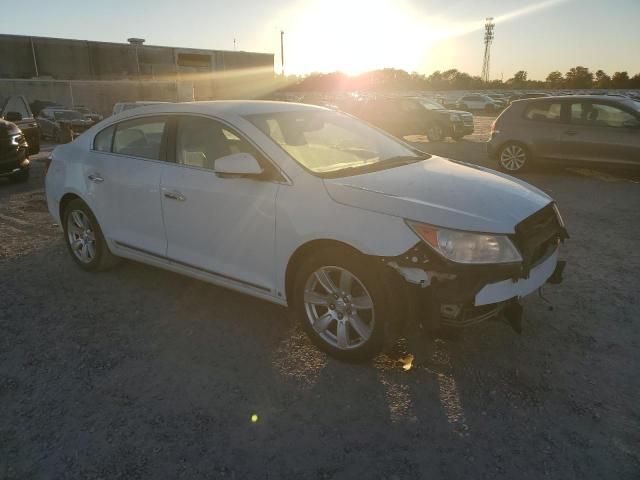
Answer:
273;0;574;76
280;0;431;75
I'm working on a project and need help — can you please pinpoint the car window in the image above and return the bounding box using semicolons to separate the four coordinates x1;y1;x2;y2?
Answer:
570;102;640;128
524;103;562;122
113;117;167;160
175;116;259;170
245;110;427;177
93;125;115;152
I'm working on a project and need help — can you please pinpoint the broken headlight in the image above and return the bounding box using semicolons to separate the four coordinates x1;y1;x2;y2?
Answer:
406;221;523;264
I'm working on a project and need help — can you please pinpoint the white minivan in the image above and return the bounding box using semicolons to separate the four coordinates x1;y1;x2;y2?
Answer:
45;101;567;361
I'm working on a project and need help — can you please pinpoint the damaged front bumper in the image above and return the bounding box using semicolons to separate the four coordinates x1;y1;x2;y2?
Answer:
383;204;568;333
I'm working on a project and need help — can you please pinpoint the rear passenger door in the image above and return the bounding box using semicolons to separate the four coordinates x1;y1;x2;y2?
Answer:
521;101;567;159
561;101;640;164
109;116;170;256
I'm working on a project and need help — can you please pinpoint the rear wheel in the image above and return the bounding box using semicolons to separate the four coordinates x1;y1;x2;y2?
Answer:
62;199;119;271
293;247;391;362
426;123;444;142
498;143;530;173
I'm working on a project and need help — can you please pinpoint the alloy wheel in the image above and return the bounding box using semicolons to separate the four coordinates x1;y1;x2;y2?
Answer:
66;210;96;264
427;124;443;142
303;266;375;350
500;145;527;171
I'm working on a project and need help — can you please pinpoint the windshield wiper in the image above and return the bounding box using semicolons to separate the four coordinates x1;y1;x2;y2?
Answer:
378;154;429;166
321;154;428;178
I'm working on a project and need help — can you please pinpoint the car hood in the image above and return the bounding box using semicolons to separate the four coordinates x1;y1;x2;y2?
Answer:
323;156;552;234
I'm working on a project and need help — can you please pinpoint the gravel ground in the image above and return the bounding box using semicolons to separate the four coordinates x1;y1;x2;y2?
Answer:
1;116;639;479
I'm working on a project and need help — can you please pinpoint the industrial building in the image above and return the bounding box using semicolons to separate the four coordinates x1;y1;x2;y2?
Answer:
0;34;276;114
0;34;273;80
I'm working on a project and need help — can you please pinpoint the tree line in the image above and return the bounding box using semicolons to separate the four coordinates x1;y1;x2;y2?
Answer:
279;66;640;92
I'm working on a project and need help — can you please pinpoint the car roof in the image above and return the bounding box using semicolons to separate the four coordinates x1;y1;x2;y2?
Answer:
112;100;331;121
514;94;635;104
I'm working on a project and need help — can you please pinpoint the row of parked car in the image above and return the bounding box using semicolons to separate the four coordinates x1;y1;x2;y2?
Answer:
0;96;106;182
2;91;640;184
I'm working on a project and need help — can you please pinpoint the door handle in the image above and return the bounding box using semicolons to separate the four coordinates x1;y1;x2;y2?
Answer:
88;174;104;183
564;131;578;136
163;191;186;201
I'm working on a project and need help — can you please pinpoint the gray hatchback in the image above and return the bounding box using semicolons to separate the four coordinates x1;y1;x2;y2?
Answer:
487;95;640;172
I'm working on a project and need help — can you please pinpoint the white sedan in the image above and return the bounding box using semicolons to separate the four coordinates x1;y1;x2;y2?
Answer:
45;101;568;361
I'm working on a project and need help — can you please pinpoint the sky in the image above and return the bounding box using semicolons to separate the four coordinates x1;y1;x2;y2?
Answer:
1;0;639;80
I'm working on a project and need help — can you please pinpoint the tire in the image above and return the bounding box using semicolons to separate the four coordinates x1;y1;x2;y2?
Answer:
426;123;444;142
8;167;29;183
497;142;530;173
28;135;40;155
451;133;465;141
292;247;393;362
62;199;119;271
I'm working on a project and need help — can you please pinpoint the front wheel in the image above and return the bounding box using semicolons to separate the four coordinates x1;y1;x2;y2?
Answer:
293;248;391;362
498;143;530;173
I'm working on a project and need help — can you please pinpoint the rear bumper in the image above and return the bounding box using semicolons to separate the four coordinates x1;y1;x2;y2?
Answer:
486;140;499;159
452;122;474;136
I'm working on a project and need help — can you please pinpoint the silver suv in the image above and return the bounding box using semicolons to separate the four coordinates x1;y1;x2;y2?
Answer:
487;95;640;172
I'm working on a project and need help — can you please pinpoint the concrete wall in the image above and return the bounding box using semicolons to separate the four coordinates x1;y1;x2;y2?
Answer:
0;79;181;116
0;73;280;116
0;34;274;81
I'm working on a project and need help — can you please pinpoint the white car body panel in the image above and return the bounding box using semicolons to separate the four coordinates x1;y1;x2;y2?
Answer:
159;162;279;293
324;156;552;234
475;247;558;306
45;101;562;311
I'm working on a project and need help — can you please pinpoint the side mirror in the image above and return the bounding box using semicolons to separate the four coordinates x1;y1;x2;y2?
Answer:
214;153;264;177
4;111;23;122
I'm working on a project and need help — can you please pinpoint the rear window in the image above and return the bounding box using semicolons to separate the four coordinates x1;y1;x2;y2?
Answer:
112;117;167;160
524;103;562;122
93;125;115;152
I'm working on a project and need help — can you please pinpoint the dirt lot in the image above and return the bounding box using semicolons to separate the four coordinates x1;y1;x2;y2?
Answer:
1;116;639;479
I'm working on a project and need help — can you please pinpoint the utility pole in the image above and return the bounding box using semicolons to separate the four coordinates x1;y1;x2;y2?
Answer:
481;18;494;83
280;30;285;76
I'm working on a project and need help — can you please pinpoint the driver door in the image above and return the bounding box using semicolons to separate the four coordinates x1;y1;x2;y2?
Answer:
160;115;280;294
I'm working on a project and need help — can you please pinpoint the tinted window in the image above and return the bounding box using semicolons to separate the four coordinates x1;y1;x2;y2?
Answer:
524;103;562;122
570;102;640;128
176;116;258;170
93;125;115;152
113;117;167;160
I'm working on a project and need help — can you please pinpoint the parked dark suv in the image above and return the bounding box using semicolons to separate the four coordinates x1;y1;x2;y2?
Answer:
1;95;40;155
0;118;30;183
340;96;474;142
488;95;640;172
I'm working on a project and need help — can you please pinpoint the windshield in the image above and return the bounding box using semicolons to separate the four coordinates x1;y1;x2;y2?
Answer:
245;110;428;177
417;99;444;110
54;111;83;120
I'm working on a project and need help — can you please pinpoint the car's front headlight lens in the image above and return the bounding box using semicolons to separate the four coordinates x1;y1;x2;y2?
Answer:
407;221;523;264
